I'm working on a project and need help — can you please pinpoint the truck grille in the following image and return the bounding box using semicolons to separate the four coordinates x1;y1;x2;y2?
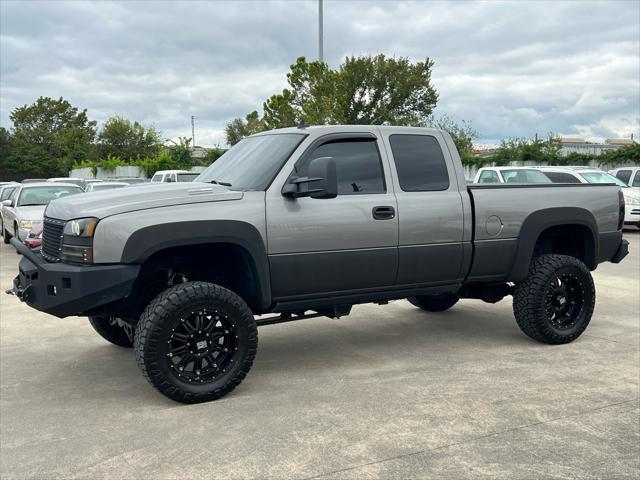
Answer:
42;217;66;262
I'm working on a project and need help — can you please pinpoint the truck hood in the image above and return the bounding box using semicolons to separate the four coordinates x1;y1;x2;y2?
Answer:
45;182;244;221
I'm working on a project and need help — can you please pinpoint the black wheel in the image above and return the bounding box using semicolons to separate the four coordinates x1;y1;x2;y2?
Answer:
88;316;134;348
513;254;595;344
13;223;20;242
408;293;459;312
134;281;257;404
2;225;11;244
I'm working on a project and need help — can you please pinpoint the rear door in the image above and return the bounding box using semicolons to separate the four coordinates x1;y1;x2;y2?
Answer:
382;131;465;285
266;131;398;298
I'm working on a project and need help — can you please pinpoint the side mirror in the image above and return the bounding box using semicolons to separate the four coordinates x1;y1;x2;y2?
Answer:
282;157;338;199
2;199;12;207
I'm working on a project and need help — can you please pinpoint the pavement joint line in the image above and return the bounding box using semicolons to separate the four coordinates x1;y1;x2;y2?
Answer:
582;334;639;348
303;398;639;480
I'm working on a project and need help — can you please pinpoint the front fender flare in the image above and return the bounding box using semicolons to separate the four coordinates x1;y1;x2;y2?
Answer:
121;220;271;309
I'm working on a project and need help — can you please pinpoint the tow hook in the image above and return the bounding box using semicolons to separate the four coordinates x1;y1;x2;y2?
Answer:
5;288;15;296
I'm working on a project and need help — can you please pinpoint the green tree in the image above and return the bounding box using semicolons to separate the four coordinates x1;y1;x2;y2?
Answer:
0;127;11;178
97;116;162;162
226;55;439;144
167;136;193;168
224;111;266;146
6;96;96;177
424;114;478;159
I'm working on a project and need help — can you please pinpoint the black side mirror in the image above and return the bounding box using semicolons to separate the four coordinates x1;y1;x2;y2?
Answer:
282;156;338;199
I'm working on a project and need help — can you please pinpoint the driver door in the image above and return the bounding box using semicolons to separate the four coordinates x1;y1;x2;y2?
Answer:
266;132;398;299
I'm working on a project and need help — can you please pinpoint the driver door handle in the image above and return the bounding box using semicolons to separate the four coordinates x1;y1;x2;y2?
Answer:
372;206;395;220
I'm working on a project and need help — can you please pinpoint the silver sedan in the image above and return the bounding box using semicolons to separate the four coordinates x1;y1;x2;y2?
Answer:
1;182;83;243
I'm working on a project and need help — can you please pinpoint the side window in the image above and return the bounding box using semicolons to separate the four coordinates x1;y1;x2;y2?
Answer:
9;187;20;203
297;139;385;195
615;170;632;184
478;170;500;184
632;171;640;187
151;174;162;182
543;172;581;183
389;135;449;191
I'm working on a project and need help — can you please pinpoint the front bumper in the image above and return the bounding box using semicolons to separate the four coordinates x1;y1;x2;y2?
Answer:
8;238;140;318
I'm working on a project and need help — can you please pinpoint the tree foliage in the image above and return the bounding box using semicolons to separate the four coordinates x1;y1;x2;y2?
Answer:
97;116;162;161
226;55;439;144
6;96;97;177
424;113;478;160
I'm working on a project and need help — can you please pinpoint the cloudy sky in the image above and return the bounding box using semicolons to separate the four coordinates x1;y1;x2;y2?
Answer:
1;0;638;146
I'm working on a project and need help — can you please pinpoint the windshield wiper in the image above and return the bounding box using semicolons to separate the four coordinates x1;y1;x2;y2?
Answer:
208;180;232;187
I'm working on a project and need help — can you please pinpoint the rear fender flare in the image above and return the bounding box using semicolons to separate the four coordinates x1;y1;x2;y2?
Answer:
508;207;597;282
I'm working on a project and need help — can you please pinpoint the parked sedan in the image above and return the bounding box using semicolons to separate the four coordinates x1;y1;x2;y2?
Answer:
473;167;553;184
1;182;83;242
539;167;640;228
0;183;19;236
85;181;129;192
609;167;640;188
47;177;87;191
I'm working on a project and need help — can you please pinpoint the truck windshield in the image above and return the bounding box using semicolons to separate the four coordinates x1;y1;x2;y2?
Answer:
196;133;305;190
580;172;628;187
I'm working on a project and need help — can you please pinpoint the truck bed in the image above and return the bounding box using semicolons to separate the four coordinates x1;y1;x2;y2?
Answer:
465;183;623;283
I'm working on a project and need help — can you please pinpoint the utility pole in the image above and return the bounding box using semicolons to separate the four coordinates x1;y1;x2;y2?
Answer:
191;115;195;150
318;0;323;63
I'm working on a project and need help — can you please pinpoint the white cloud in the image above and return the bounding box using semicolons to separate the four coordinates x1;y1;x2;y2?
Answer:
1;0;638;146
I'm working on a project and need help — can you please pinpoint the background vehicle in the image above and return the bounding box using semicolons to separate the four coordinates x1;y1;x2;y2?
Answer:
609;167;640;188
1;182;83;242
8;126;628;404
0;183;19;236
106;177;148;185
24;224;43;250
85;181;129;192
21;179;47;184
48;177;87;190
539;167;640;228
150;170;195;183
473;167;553;184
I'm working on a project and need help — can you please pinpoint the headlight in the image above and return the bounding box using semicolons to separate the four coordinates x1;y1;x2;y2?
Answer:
625;195;640;206
63;218;98;237
61;217;98;264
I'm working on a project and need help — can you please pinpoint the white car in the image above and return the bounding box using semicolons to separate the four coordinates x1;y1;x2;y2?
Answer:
1;182;83;242
47;177;87;191
538;167;640;229
473;166;553;184
85;181;129;192
0;183;19;236
150;170;199;183
609;167;640;188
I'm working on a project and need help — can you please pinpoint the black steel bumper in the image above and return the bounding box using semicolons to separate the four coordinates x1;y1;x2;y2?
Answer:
8;237;140;318
610;239;629;264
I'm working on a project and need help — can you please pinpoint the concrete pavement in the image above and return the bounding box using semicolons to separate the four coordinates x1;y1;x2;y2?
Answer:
1;231;638;479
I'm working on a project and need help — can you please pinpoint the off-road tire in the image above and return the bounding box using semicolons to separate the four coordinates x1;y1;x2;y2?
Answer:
408;293;459;312
513;254;595;344
134;281;257;404
88;316;134;348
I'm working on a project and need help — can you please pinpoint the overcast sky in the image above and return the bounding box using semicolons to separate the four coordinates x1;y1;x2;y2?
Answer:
1;0;639;147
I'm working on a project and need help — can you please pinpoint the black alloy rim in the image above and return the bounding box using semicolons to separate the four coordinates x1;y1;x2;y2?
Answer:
544;273;585;330
165;308;238;384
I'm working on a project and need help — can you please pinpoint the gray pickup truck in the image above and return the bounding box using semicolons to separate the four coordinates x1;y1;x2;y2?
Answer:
8;125;629;403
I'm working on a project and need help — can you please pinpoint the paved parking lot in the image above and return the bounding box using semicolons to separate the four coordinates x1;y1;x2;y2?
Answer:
1;232;638;479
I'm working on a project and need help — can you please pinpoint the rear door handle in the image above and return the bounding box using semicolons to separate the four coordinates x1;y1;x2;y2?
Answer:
372;206;395;220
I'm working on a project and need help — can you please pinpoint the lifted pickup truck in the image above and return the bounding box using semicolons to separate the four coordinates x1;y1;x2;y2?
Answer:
8;125;629;403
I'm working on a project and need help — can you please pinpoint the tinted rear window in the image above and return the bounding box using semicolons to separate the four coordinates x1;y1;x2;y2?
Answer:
389;135;449;191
